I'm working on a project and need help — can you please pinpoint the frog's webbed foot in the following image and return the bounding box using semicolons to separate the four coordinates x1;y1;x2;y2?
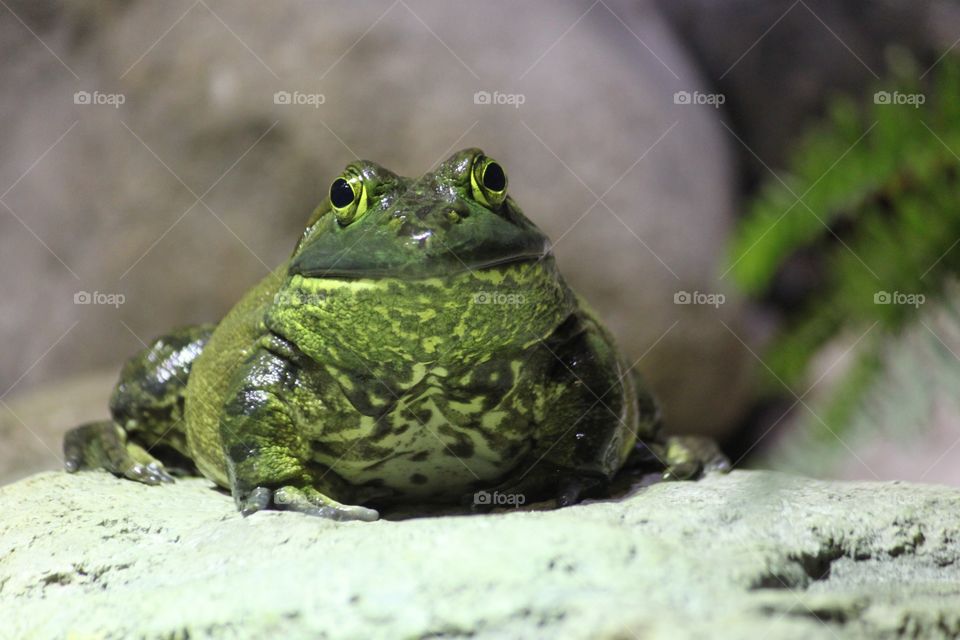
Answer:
652;435;731;481
63;421;175;485
236;485;379;522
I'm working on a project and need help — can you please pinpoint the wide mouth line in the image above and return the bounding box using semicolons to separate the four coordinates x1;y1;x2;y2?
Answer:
291;252;548;280
467;252;547;270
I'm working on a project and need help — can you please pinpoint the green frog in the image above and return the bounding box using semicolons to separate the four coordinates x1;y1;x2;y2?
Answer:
64;149;727;521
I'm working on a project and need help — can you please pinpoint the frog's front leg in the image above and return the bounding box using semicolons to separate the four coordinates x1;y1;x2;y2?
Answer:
485;312;639;508
220;340;378;522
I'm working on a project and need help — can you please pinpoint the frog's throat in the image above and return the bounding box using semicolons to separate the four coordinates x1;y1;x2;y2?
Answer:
267;258;576;370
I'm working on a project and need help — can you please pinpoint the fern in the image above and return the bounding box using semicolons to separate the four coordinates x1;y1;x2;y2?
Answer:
729;53;960;432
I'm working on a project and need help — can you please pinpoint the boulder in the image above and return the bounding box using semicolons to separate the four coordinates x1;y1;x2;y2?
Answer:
0;0;750;457
1;470;957;639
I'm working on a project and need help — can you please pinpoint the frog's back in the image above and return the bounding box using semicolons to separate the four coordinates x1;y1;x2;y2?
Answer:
185;265;287;486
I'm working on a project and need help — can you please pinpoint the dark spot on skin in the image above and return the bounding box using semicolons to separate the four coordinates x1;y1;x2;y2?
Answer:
447;358;514;413
410;473;428;485
339;374;398;418
410;451;430;462
371;418;393;440
310;440;337;456
447;440;475;459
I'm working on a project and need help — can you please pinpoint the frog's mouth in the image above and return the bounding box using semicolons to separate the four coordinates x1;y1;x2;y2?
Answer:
290;225;551;279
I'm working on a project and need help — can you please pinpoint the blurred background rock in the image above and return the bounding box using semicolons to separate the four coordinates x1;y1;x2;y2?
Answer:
1;0;958;486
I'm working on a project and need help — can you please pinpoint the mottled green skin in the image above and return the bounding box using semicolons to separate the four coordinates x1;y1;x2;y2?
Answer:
65;149;721;521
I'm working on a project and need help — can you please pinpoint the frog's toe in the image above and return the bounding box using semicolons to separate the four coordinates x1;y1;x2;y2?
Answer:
275;486;380;522
125;461;175;485
239;486;379;521
63;439;85;474
237;486;273;516
318;503;380;522
662;461;699;482
661;436;730;481
64;421;114;473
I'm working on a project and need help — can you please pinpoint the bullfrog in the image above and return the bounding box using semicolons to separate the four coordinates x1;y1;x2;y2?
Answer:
64;149;727;521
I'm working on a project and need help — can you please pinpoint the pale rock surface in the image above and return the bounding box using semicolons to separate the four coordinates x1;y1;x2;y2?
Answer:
1;470;957;639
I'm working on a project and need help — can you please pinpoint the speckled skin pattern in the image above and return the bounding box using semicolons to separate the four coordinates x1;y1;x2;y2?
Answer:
63;149;712;522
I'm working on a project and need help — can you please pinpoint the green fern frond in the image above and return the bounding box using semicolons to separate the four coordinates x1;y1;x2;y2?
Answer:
729;53;960;432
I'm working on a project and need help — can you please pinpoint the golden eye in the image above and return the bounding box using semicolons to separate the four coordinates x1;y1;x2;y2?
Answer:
471;155;508;208
329;173;367;225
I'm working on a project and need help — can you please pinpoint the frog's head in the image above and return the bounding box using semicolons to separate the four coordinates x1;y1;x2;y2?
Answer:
289;148;550;278
272;149;575;374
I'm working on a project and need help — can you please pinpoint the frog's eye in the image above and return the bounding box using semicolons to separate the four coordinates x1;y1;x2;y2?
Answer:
329;174;368;226
470;155;508;208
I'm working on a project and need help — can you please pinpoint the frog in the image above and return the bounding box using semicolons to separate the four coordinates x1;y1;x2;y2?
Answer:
63;148;728;522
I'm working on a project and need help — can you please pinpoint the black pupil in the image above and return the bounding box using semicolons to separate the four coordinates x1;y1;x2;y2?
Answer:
330;178;355;209
482;162;506;191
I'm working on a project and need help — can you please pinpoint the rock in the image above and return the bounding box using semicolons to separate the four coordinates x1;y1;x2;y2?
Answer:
0;0;751;449
1;470;958;639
